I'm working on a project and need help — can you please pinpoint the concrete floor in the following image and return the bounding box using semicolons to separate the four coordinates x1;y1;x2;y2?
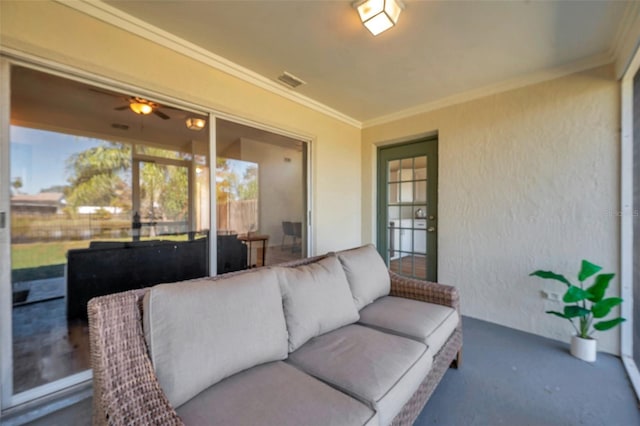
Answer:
13;317;640;426
416;318;640;426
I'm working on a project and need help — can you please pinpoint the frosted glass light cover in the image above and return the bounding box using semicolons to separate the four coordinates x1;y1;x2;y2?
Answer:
356;0;403;36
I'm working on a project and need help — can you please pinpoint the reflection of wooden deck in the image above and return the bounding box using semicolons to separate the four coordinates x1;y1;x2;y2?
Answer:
390;254;427;280
12;280;90;393
11;248;302;394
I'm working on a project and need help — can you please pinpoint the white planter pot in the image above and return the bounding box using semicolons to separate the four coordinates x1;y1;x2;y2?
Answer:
570;335;597;362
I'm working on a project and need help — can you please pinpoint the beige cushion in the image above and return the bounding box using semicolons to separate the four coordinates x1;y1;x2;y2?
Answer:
275;255;360;352
359;296;459;354
143;269;288;408
177;361;378;426
337;244;390;310
288;324;432;426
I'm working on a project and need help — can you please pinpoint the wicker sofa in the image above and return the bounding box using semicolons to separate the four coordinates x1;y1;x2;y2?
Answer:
88;244;462;426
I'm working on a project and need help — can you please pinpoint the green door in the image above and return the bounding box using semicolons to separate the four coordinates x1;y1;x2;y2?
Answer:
377;138;438;281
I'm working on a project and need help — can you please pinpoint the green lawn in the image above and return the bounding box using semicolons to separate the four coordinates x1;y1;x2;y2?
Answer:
12;240;90;270
11;234;202;281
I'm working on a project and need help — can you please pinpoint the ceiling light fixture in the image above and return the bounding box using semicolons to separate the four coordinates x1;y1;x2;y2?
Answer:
353;0;404;36
129;101;153;115
186;117;207;131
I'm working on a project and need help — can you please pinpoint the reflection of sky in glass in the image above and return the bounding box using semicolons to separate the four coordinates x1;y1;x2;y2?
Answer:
216;158;256;183
10;126;103;195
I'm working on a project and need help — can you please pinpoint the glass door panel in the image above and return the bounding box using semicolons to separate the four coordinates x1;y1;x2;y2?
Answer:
5;65;211;405
378;140;438;281
215;119;307;273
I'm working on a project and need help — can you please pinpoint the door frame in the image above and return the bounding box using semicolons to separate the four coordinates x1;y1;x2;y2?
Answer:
376;136;438;281
0;57;12;410
620;40;640;399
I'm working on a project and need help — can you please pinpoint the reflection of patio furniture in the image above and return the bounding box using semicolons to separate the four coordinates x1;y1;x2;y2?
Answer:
282;221;302;252
217;233;247;274
238;233;269;268
66;237;208;321
281;221;294;248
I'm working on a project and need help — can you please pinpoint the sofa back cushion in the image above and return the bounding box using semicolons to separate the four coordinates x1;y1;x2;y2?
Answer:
276;255;359;352
337;244;390;310
143;269;288;408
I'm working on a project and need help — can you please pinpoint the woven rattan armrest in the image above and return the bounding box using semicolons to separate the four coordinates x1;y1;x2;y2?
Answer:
88;289;184;426
388;270;460;311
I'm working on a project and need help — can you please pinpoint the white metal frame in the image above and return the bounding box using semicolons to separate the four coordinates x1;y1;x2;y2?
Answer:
0;57;12;410
0;51;314;410
620;45;640;401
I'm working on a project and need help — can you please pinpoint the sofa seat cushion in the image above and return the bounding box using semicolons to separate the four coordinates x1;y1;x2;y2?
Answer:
275;255;360;352
176;361;378;426
287;324;432;426
143;269;288;408
358;296;459;354
337;244;390;310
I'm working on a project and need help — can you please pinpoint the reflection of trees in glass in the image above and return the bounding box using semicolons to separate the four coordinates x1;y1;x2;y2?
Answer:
238;165;258;200
65;142;132;215
216;158;258;201
11;177;23;194
140;162;188;221
65;142;191;223
216;157;258;233
163;166;188;219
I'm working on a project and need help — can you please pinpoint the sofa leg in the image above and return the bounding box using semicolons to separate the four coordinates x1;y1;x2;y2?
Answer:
450;349;462;369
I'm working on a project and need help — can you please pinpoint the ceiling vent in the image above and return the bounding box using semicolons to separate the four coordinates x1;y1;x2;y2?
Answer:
277;72;306;89
111;123;129;130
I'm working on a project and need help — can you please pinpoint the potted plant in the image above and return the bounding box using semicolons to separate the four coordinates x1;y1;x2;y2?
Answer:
530;260;625;362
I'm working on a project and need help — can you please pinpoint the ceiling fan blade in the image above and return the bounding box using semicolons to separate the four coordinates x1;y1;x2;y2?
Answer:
154;109;170;120
114;105;130;111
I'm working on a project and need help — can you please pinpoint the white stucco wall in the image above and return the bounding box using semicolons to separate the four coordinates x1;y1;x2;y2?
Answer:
363;66;622;354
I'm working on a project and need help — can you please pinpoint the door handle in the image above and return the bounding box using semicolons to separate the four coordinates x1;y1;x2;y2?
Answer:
427;226;436;233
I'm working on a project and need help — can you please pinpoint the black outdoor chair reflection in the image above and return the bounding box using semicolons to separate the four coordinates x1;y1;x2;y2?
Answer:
281;221;302;253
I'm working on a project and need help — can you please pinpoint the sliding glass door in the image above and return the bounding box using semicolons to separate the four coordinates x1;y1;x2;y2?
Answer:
2;64;211;406
215;118;308;273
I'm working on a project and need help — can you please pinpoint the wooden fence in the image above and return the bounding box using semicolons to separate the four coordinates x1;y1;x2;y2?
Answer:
217;199;258;235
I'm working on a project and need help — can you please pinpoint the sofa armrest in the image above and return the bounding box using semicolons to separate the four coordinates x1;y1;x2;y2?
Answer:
388;271;459;311
88;290;183;426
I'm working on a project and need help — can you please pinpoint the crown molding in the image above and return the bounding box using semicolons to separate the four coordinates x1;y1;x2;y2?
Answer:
612;0;640;78
362;51;614;129
55;0;362;129
38;1;640;131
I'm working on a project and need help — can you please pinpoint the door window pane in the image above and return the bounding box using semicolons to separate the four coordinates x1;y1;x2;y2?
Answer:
388;160;400;182
388;182;400;204
400;158;413;181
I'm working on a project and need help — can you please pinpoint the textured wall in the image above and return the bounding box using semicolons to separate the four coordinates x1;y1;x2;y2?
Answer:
363;66;622;354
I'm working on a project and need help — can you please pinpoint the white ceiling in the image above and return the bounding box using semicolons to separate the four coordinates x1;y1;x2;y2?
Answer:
103;0;633;123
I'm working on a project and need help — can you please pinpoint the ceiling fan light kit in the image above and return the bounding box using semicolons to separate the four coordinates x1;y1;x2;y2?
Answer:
186;117;207;131
353;0;404;36
129;101;153;115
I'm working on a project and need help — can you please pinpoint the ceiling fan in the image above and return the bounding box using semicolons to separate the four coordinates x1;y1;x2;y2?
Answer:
115;97;170;120
90;88;174;120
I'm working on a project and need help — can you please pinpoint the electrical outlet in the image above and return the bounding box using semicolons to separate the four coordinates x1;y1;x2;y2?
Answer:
540;290;561;301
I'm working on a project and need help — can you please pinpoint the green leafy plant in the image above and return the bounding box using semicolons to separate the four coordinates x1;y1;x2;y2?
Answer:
530;260;625;339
